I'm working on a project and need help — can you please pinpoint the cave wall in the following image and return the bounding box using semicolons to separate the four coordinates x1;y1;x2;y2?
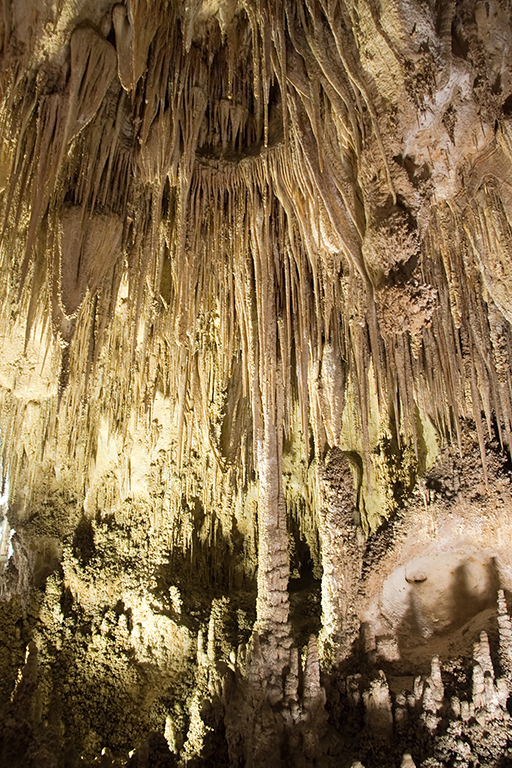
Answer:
0;0;512;765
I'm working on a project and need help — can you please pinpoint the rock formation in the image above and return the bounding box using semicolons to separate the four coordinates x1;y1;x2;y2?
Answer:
0;0;512;765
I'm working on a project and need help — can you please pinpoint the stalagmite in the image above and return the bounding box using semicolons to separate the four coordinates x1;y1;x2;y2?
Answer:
422;656;444;731
497;588;512;685
363;670;393;740
317;447;363;663
472;630;502;723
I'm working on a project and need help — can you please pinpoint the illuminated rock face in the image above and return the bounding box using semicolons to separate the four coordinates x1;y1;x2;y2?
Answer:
0;0;512;765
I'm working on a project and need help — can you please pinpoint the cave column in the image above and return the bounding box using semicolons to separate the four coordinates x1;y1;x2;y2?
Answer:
242;205;294;740
254;385;289;633
248;206;290;637
226;199;296;767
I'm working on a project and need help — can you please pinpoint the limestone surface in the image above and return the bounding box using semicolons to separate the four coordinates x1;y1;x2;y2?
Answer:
0;0;511;765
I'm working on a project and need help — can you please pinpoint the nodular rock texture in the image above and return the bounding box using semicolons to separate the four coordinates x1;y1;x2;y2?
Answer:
0;0;512;765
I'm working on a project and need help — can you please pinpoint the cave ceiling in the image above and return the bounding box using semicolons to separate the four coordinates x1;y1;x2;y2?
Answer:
0;0;512;766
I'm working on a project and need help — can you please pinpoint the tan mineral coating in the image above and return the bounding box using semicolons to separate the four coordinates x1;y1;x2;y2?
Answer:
0;0;511;766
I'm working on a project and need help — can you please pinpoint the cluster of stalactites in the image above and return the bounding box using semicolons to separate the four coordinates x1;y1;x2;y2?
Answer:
0;0;511;528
